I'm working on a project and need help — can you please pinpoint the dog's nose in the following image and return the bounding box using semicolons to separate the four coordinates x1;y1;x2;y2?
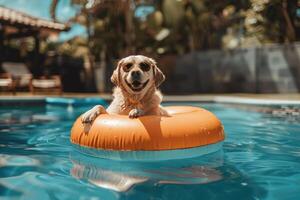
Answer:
131;70;141;79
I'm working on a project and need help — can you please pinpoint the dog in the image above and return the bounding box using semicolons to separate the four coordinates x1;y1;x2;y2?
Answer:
81;55;169;125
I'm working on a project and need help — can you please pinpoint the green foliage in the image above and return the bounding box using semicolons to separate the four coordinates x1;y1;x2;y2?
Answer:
52;0;299;59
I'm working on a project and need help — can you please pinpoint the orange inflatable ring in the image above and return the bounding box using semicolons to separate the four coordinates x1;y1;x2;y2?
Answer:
70;106;225;160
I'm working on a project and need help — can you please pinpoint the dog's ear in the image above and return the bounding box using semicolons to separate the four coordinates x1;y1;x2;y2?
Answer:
150;58;165;87
154;67;165;87
111;69;119;86
111;59;123;86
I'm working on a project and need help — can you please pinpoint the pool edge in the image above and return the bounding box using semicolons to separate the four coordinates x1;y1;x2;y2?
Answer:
1;95;300;106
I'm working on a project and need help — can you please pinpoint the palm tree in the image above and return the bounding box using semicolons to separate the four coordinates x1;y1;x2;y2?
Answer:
50;0;59;22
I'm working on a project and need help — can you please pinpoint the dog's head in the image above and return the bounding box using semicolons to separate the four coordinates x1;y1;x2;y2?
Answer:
111;55;165;94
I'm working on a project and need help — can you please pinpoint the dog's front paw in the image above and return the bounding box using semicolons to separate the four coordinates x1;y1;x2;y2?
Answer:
81;110;99;123
129;109;144;119
81;106;102;124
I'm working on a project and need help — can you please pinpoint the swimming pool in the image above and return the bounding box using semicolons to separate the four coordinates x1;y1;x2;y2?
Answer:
0;99;300;200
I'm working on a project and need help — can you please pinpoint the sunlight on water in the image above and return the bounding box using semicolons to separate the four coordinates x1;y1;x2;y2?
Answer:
0;103;300;199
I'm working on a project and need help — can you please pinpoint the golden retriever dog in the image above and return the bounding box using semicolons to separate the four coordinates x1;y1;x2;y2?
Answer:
81;55;168;124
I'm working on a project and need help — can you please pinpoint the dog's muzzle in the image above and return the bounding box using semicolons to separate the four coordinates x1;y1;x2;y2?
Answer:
125;79;149;92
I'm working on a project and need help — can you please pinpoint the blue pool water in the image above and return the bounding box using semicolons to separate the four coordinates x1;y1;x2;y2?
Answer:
0;100;300;200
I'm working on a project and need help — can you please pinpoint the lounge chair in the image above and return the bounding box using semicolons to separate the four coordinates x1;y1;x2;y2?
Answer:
30;75;62;95
2;62;32;91
0;73;16;94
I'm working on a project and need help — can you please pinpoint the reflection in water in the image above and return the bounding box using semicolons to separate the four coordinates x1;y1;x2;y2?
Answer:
153;166;222;185
71;164;147;192
223;104;300;123
0;107;59;126
0;155;40;167
70;150;224;192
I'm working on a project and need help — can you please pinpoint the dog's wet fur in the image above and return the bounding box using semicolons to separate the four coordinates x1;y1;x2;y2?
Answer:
81;55;169;125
